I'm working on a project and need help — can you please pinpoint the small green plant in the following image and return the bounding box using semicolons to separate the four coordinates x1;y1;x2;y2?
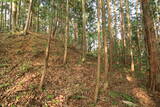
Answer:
52;99;61;104
69;93;87;100
88;103;96;107
109;91;121;99
120;93;136;103
47;94;54;99
112;101;118;105
19;62;31;73
0;64;8;68
11;104;16;107
16;49;24;55
0;57;9;63
29;84;37;90
0;83;10;88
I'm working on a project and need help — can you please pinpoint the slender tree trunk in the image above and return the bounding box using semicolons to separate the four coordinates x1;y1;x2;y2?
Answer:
28;11;32;30
23;0;33;35
94;0;101;103
39;23;57;89
9;1;12;30
39;31;52;89
12;1;17;32
120;0;126;65
113;0;117;39
4;2;7;31
82;0;87;61
113;0;118;56
73;21;78;47
107;0;113;73
141;0;159;92
136;0;142;71
39;0;58;89
63;0;69;64
36;0;40;32
102;0;109;91
126;0;135;72
16;0;21;29
1;2;3;31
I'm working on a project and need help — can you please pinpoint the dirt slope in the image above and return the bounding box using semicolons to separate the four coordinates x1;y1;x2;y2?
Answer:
0;33;159;107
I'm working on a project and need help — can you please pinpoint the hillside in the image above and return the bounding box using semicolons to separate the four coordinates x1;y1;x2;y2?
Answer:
0;33;159;107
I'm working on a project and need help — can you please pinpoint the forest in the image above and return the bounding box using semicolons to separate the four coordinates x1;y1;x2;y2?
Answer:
0;0;160;106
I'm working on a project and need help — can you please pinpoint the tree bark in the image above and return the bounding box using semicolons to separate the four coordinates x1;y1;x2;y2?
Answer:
82;0;87;61
36;0;40;32
63;0;69;64
23;0;33;35
107;0;113;73
101;0;109;91
120;0;126;65
39;0;58;89
94;0;101;103
9;1;12;30
126;0;135;72
136;0;142;71
12;1;17;32
141;0;159;92
4;2;7;30
1;2;3;31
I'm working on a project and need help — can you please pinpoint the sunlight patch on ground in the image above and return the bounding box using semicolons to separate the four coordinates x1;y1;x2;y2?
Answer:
132;88;155;107
126;74;134;82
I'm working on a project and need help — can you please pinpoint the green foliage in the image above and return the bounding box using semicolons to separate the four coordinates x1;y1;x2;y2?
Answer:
69;93;87;100
112;101;118;105
88;103;96;107
19;61;31;73
0;63;8;68
0;83;10;88
121;93;136;103
29;84;37;90
47;94;54;100
11;105;16;107
16;49;24;55
109;91;121;99
109;91;137;103
52;99;61;104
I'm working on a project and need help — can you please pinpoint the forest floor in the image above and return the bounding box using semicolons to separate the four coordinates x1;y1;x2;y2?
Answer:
0;33;160;107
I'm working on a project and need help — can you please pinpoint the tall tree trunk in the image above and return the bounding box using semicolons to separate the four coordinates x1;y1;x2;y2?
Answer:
12;1;17;32
39;22;57;89
107;0;113;73
73;21;78;47
141;0;159;92
120;0;126;65
28;11;32;30
136;0;142;71
9;1;12;30
126;0;135;72
1;2;3;31
4;2;7;31
63;0;69;64
82;0;87;61
36;0;40;32
102;0;109;91
39;0;58;89
113;0;118;54
94;0;101;103
23;0;33;35
16;0;21;29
